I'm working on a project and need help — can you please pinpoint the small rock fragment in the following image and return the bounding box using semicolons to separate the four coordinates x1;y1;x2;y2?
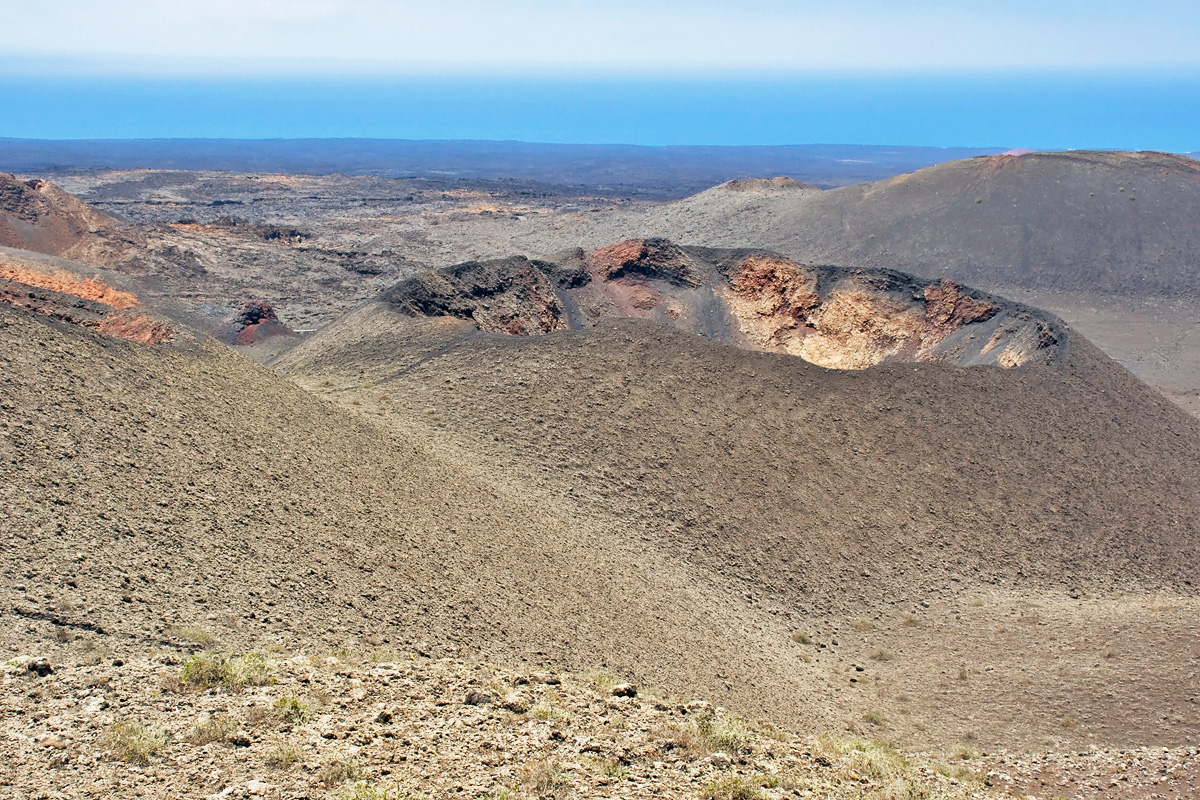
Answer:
26;658;53;677
226;731;252;748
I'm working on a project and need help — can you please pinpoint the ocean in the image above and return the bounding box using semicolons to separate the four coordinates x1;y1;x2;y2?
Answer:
1;71;1197;151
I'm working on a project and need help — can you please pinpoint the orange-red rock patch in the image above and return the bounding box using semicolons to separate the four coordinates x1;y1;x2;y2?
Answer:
0;265;140;309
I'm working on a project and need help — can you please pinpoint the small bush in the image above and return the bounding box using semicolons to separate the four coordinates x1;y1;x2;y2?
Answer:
189;714;237;744
850;617;875;632
173;626;216;646
791;631;812;644
862;710;887;726
902;613;918;627
331;781;429;800
180;652;275;691
265;742;302;768
272;695;310;723
949;744;979;761
702;775;760;800
585;669;619;690
519;758;565;794
869;647;894;661
530;693;570;722
707;716;754;756
321;756;368;787
103;719;165;765
181;653;232;689
228;652;275;688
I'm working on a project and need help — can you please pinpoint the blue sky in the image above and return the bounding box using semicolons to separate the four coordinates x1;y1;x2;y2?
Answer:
2;0;1199;75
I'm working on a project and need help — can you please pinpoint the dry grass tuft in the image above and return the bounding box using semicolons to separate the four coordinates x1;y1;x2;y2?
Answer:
701;775;761;800
519;757;565;794
189;713;236;744
265;742;303;769
321;756;369;787
102;719;165;765
179;652;276;691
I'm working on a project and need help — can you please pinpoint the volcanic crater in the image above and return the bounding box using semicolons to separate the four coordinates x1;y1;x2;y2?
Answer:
382;238;1065;370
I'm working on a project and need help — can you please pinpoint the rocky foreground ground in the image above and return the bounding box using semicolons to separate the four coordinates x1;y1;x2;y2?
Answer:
3;649;1197;800
1;648;998;800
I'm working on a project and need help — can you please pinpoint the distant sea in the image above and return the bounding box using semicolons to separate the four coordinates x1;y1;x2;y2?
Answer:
1;71;1198;151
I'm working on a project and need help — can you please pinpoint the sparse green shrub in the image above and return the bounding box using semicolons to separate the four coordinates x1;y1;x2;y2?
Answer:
103;719;165;765
173;626;216;646
791;631;812;644
189;713;237;744
702;775;760;800
707;716;754;755
180;652;275;691
228;652;275;688
181;653;232;689
330;781;431;800
272;695;309;723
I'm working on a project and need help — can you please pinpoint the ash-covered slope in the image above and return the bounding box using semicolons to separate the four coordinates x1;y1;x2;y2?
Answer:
278;295;1200;606
619;151;1200;298
379;240;1066;370
0;301;831;734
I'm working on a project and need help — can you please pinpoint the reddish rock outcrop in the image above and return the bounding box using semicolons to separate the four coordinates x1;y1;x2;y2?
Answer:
0;257;174;345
